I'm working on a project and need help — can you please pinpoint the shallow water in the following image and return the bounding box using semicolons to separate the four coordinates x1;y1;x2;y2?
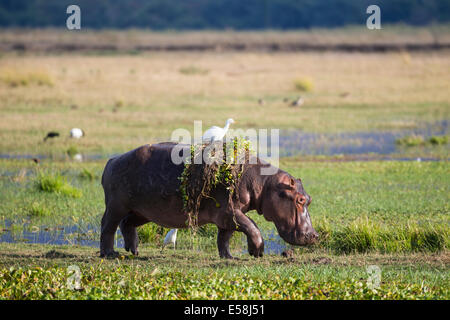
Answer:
1;121;447;161
276;120;448;157
240;230;288;255
0;220;123;248
0;218;288;255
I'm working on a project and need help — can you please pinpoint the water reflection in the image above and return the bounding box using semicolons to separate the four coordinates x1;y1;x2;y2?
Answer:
240;230;288;255
0;219;123;248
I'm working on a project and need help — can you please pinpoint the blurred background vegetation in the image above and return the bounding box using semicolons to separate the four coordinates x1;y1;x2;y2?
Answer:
0;0;449;29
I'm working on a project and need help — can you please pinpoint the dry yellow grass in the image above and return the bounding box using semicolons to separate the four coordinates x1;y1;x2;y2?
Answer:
0;50;449;154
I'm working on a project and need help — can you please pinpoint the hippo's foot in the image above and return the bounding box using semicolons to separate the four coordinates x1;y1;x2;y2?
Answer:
248;240;264;258
125;245;139;256
99;250;120;258
219;249;235;260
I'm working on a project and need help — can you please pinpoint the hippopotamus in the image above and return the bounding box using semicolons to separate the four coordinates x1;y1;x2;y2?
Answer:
100;142;318;258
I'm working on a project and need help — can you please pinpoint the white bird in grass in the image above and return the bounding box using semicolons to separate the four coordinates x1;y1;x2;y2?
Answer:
70;128;85;139
162;228;178;251
202;118;235;142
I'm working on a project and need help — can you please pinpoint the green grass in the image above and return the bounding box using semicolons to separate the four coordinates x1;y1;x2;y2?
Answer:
0;158;448;252
179;66;209;75
0;244;448;299
429;135;448;145
78;168;97;181
396;135;426;146
66;146;79;158
324;218;448;254
396;135;449;147
35;171;82;198
26;202;50;217
0;158;448;299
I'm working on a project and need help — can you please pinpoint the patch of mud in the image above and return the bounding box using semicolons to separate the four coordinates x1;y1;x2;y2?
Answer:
281;249;294;258
311;256;332;265
43;250;76;259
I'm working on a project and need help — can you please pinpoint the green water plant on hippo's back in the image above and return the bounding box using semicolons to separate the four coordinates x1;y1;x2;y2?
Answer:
178;138;251;231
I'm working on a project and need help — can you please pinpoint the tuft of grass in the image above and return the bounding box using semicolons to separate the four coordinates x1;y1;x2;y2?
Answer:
395;135;425;147
78;168;96;181
293;77;314;92
331;218;378;254
114;99;125;108
396;135;448;147
26;202;50;217
0;69;54;87
179;66;209;75
35;171;82;198
428;135;448;145
66;146;79;158
329;218;448;254
137;224;166;244
409;224;448;252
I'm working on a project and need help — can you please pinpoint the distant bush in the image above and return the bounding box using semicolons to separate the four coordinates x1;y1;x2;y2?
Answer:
0;69;54;87
114;99;125;108
428;135;448;145
395;135;425;147
396;135;448;147
179;66;209;75
35;171;82;198
293;77;314;92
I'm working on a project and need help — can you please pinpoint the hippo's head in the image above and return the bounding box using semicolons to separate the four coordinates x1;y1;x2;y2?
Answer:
260;173;318;246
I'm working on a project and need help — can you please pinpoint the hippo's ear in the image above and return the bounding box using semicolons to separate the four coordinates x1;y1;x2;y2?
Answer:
279;174;296;189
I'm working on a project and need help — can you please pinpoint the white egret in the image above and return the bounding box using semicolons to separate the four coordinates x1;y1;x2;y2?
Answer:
202;118;235;142
70;128;85;139
73;153;83;162
162;228;178;250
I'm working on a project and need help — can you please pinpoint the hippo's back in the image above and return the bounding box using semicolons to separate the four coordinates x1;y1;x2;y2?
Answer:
102;143;185;204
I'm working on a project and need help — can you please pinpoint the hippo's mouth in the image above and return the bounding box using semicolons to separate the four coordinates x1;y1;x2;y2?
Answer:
275;207;319;246
279;229;318;246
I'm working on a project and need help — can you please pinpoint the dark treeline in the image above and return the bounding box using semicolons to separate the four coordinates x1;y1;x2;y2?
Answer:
0;0;449;29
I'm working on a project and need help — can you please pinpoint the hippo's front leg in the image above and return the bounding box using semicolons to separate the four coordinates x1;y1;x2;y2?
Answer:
234;210;264;258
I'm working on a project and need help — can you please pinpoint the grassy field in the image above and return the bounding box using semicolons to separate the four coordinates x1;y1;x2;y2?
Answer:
0;157;448;299
0;28;449;300
0;49;449;155
0;243;448;299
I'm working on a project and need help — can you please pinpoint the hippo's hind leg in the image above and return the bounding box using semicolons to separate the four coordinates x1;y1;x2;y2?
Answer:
100;203;128;258
119;213;148;256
